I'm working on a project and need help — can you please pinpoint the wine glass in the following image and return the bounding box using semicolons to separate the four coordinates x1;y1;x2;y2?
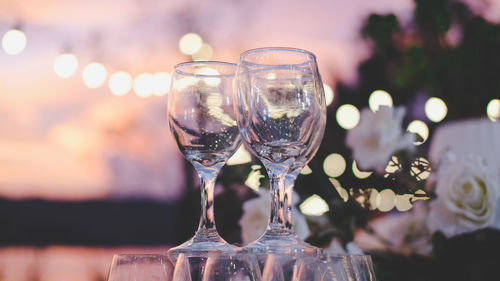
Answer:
172;252;261;281
293;254;352;281
235;47;326;253
348;255;377;281
167;61;242;262
107;254;172;281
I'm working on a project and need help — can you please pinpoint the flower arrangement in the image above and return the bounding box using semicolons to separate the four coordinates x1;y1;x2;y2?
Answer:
236;105;500;280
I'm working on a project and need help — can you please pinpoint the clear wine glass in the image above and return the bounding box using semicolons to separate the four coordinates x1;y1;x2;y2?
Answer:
107;254;172;281
167;61;241;262
172;252;261;281
235;47;326;253
348;255;377;281
293;254;352;281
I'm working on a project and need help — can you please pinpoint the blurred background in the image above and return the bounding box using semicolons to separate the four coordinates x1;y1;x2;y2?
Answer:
1;0;499;280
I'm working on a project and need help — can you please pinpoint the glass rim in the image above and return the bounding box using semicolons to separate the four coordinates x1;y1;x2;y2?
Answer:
112;253;170;259
174;61;237;78
239;47;317;67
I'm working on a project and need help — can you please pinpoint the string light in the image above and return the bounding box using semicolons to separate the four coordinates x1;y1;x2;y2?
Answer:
487;99;499;121
300;194;330;216
134;73;154;98
407;120;429;145
395;194;413;211
336;104;360;129
300;165;313;175
227;145;252;165
191;43;213;61
82;62;107;88
53;53;78;78
323;153;346;178
377;189;395;212
323;84;335;106
329;178;349;202
178;33;203;55
152;72;171;96
425;97;447;122
108;71;132;96
2;28;27;55
195;67;221;86
368;90;393;112
367;188;379;210
352;160;372;179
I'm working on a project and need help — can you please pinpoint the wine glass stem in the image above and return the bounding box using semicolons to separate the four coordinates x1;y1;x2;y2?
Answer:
197;171;217;232
266;165;288;231
284;171;299;229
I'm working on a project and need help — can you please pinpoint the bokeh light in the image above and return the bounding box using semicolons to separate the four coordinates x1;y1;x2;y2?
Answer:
82;62;107;89
323;153;346;178
377;189;396;212
178;32;203;55
191;43;213;61
385;156;400;174
329;178;349;202
134;73;154;98
108;71;132;96
368;188;379;210
410;157;431;181
368;90;393;112
53;53;78;78
195;67;221;86
407;120;429;145
245;165;264;191
152;72;171;96
227;145;252;166
300;165;313;175
2;29;27;55
425;97;447;122
299;194;330;216
487;99;499;121
323;84;335;106
336;104;360;129
352;160;373;179
395;194;413;212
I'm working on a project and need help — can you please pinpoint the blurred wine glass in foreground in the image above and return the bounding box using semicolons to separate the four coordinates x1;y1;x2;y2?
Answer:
107;254;172;281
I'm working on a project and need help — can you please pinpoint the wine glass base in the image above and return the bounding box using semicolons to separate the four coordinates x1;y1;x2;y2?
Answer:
241;229;318;255
167;229;238;263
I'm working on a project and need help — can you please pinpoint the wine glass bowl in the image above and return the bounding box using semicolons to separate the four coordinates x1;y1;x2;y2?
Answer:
107;254;172;281
172;252;261;281
167;61;241;262
235;47;326;253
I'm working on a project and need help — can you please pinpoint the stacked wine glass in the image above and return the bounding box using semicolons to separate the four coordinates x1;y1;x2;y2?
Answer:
106;48;377;281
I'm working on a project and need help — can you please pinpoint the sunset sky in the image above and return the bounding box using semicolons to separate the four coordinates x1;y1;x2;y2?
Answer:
0;0;497;200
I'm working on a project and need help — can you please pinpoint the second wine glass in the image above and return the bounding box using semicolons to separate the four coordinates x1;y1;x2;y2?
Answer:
167;61;241;262
235;47;326;254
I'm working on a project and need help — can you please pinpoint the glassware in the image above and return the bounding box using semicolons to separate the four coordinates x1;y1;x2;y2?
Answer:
261;253;352;281
107;254;172;281
172;252;261;281
235;47;326;253
167;61;242;262
348;255;377;281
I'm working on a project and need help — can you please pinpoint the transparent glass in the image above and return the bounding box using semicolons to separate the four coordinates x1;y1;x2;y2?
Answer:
235;47;326;253
167;61;242;262
293;254;352;281
107;254;172;281
172;252;261;281
348;255;377;281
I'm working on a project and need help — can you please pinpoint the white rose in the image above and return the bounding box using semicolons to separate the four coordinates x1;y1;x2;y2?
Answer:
239;188;310;245
346;106;415;173
366;203;432;256
427;152;500;238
